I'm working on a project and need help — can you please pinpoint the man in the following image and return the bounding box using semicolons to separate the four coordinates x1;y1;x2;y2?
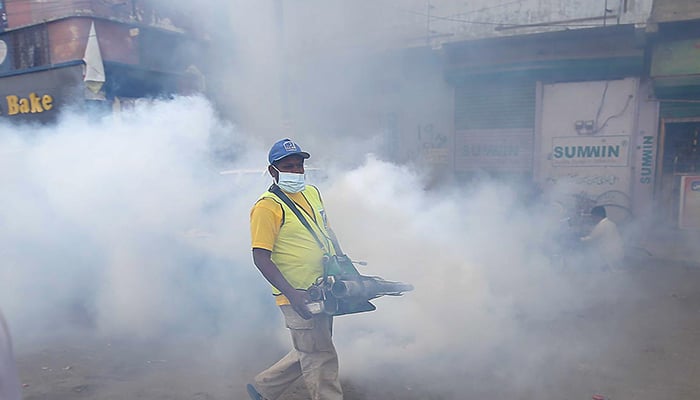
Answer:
247;138;342;400
581;205;625;269
0;309;21;400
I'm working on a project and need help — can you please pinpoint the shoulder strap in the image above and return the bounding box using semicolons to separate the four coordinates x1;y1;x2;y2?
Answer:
299;185;346;255
269;184;327;252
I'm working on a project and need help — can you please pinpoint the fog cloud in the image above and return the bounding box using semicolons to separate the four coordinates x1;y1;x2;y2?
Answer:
0;1;645;398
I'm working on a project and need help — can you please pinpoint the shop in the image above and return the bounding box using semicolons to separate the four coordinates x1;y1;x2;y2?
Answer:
444;25;650;220
452;77;536;181
0;9;201;124
650;25;700;229
537;77;659;224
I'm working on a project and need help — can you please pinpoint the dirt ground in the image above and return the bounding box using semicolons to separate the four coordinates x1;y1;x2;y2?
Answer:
14;257;700;400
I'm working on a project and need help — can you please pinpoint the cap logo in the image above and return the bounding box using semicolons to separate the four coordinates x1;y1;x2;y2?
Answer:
283;141;297;152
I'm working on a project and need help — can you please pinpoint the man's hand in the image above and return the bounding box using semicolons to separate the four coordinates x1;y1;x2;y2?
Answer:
286;289;313;320
252;248;315;320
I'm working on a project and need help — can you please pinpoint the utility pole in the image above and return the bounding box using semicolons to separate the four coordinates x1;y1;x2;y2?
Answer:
425;1;434;46
275;0;291;133
131;0;137;21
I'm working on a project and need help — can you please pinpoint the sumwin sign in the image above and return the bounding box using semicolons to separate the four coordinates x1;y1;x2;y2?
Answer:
551;135;630;167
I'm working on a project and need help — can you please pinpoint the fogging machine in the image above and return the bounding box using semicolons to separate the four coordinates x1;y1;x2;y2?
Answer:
269;184;414;316
306;253;414;316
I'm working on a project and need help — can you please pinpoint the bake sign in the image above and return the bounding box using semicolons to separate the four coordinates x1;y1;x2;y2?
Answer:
1;92;55;116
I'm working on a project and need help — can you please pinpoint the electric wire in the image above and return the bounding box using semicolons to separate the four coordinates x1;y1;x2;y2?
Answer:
449;0;525;17
590;80;635;134
594;81;610;130
394;0;525;20
596;94;634;133
397;3;616;29
413;8;613;28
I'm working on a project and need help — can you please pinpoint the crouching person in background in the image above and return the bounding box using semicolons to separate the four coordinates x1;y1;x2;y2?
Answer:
581;205;625;270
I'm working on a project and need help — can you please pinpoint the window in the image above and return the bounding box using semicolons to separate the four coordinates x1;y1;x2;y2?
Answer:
12;25;50;69
0;0;7;32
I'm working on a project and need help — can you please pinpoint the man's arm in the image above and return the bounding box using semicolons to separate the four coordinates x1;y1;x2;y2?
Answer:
581;221;604;242
252;248;313;319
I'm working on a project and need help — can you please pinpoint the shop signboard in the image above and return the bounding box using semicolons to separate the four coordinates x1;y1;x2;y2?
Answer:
455;129;533;173
551;135;630;167
679;175;700;230
0;64;83;122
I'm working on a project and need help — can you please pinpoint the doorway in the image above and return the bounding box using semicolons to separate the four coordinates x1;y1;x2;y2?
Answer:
658;120;700;226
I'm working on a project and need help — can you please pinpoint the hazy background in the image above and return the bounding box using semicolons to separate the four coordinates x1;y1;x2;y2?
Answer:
0;1;640;398
0;94;628;397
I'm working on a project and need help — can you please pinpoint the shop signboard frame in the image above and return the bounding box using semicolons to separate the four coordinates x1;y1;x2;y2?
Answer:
455;128;534;173
679;175;700;230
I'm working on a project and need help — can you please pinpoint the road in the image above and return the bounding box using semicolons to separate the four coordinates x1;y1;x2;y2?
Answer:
15;257;700;400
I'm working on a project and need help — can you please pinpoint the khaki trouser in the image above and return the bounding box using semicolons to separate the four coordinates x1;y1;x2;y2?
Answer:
254;305;343;400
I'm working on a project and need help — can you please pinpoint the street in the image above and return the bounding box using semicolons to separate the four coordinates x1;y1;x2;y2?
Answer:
15;256;700;400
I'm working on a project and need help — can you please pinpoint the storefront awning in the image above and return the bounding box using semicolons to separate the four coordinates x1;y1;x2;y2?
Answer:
651;0;700;24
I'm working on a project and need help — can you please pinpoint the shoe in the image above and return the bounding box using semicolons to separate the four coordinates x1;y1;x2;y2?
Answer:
246;384;265;400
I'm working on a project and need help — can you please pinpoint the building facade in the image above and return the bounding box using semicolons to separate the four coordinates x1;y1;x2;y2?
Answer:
444;24;652;220
280;0;700;231
0;0;202;123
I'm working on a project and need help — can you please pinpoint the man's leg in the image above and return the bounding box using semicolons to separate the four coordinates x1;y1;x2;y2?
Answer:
253;349;302;400
297;337;342;400
281;306;342;400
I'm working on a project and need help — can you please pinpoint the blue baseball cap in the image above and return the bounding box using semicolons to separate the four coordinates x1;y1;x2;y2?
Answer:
268;138;310;165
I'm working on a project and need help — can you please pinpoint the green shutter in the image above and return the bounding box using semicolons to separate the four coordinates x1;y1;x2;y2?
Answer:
455;80;535;130
660;101;700;119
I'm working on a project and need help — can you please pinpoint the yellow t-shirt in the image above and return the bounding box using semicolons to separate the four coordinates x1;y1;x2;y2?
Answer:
250;186;330;305
250;192;315;252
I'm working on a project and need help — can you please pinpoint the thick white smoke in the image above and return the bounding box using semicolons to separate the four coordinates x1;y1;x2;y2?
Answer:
318;156;629;396
0;1;649;398
0;97;271;340
0;97;638;398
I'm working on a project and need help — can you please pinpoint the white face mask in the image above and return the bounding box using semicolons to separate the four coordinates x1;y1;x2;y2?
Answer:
274;166;306;193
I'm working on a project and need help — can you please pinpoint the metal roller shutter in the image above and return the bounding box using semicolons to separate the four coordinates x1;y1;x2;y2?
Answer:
453;79;536;176
455;79;536;130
